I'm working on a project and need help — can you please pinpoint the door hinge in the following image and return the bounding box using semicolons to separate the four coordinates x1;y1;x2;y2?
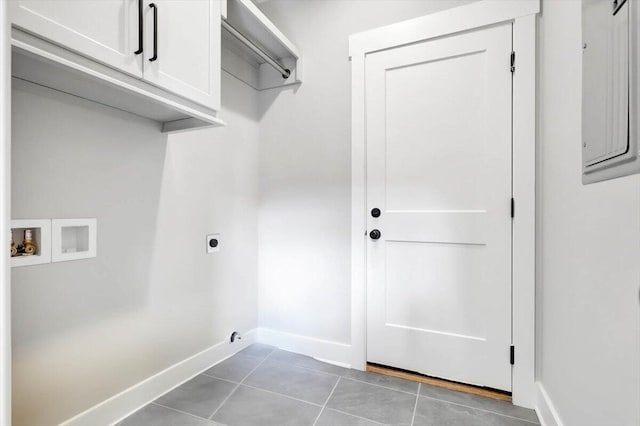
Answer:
510;51;516;73
510;345;515;365
510;198;515;218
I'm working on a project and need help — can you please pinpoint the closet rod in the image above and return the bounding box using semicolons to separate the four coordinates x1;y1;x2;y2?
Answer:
222;20;291;80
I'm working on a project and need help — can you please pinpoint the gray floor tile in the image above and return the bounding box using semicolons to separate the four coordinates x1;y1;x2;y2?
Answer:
154;375;236;419
413;396;537;426
268;349;349;375
419;384;539;423
342;369;419;394
203;353;263;383
237;343;276;360
326;378;416;425
211;385;321;426
244;358;339;404
315;409;384;426
120;403;218;426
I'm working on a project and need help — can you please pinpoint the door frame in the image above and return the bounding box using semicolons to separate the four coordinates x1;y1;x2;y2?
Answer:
0;0;11;423
349;0;539;408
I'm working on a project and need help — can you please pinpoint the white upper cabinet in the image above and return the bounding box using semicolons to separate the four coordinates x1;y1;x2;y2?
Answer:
9;0;143;78
9;0;223;131
142;0;221;110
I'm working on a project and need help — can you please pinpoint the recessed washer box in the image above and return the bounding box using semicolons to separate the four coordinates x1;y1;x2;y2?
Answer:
52;218;97;262
582;0;640;183
10;219;51;267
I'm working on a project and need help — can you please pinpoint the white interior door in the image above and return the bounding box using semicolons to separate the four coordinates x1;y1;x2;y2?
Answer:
143;0;220;110
365;23;513;391
9;0;142;77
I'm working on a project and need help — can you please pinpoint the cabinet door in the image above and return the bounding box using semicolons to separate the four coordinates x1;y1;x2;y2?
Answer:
9;0;142;77
142;0;221;110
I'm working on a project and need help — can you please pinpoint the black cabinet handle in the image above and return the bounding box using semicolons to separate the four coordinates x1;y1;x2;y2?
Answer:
149;3;158;61
134;0;143;54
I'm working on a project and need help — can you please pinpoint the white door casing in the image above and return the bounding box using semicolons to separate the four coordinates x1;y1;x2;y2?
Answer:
142;0;221;110
9;0;142;77
365;23;513;391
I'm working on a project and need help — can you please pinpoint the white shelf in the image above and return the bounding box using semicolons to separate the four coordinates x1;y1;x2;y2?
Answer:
12;29;225;133
222;0;301;91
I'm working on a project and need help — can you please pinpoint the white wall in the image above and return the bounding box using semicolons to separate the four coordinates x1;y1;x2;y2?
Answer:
10;72;260;425
537;1;640;425
256;0;474;346
257;1;639;424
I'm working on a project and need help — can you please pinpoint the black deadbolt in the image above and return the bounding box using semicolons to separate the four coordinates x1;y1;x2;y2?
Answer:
209;238;219;248
369;229;381;240
371;208;381;218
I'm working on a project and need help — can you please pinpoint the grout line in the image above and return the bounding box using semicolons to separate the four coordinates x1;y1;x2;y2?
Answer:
311;407;325;426
239;383;324;407
150;402;218;423
207;384;240;420
336;377;418;397
328;408;388;426
207;351;273;420
312;377;341;426
266;356;420;396
410;383;421;426
322;377;341;407
199;374;239;386
419;395;539;424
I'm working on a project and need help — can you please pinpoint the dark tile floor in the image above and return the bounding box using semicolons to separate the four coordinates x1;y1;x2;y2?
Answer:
119;344;539;426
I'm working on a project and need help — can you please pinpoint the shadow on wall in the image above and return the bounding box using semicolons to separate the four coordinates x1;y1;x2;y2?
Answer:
11;70;261;425
11;77;171;425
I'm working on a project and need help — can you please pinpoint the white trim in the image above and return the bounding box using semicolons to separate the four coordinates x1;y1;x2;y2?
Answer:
0;0;11;423
511;13;537;408
349;50;367;372
60;329;257;426
349;0;539;57
535;382;563;426
349;0;539;407
256;328;352;368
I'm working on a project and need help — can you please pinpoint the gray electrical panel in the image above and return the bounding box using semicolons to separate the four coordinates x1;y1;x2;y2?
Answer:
582;0;640;183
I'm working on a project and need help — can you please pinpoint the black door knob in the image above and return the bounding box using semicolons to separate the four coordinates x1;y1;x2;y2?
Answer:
371;208;381;218
369;229;381;240
209;238;219;248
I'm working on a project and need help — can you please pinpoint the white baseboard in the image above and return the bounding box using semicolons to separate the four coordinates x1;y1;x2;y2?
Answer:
256;328;352;368
60;329;257;426
535;382;563;426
